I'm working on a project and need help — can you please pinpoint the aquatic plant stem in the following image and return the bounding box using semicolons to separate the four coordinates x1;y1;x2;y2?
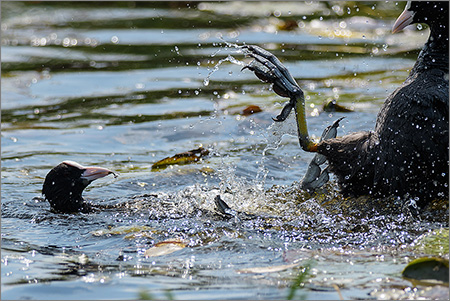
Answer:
287;262;311;300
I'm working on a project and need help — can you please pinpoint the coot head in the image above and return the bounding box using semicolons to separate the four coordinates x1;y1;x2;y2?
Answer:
42;161;115;213
392;1;449;33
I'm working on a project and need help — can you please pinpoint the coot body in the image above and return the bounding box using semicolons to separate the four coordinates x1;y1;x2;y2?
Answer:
318;1;449;202
242;1;449;204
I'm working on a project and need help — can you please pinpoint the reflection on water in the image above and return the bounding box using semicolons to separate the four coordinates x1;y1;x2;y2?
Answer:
1;1;448;300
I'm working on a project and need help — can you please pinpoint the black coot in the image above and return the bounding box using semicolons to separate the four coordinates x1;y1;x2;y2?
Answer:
242;1;449;204
42;161;115;213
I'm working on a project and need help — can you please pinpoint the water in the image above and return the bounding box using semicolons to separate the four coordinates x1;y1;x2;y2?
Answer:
2;1;448;300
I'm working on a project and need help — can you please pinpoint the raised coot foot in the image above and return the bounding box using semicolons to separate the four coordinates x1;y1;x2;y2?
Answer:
240;45;302;122
240;44;318;152
240;45;344;189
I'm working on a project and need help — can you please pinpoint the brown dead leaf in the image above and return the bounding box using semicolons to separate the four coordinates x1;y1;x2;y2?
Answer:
277;19;299;31
242;105;263;116
323;99;353;112
152;147;209;170
90;225;155;237
144;239;187;257
124;231;154;240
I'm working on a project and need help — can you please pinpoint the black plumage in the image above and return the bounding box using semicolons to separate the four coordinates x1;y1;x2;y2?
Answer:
42;161;115;213
242;1;448;204
317;1;449;202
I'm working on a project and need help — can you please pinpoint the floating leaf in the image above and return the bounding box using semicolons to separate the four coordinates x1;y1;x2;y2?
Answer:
152;147;209;170
402;257;449;285
124;231;153;240
242;105;263;116
236;262;300;274
323;99;353;112
413;228;449;256
276;19;299;31
200;166;215;174
90;225;154;237
144;239;186;257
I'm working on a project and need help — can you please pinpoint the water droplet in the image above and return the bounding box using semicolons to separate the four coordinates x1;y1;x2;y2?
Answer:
111;36;119;44
174;45;181;55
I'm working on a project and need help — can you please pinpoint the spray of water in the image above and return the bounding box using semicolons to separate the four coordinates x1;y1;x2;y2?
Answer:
203;40;295;194
203;38;259;87
203;55;246;86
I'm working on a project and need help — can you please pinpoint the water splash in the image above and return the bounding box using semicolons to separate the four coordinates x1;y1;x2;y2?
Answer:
203;40;299;190
254;113;298;184
203;54;246;86
203;39;259;87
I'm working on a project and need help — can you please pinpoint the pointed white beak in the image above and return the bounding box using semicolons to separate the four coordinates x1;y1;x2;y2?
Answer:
62;160;117;182
81;166;116;182
392;7;415;33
